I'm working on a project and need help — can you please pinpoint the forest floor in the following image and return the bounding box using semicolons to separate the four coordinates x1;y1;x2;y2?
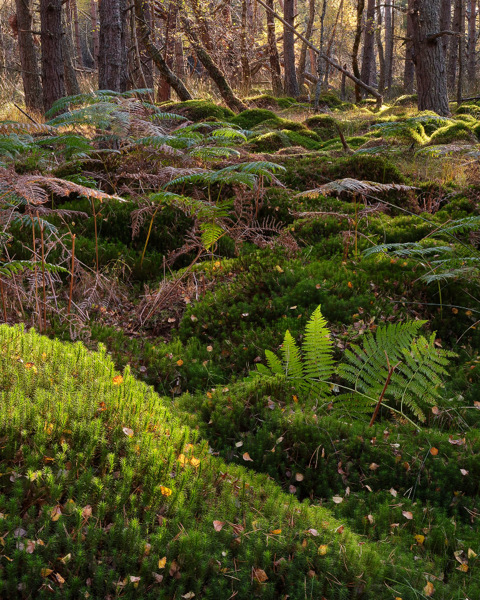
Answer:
1;91;480;599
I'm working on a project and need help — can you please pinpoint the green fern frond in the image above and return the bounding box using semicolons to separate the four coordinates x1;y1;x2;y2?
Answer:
281;330;304;383
302;305;335;393
200;223;224;250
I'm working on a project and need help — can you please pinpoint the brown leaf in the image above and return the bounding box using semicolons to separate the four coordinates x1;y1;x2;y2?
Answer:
242;452;253;462
423;581;435;596
402;511;413;520
295;473;304;482
82;505;92;519
369;463;379;471
253;568;268;583
430;447;439;456
213;520;224;532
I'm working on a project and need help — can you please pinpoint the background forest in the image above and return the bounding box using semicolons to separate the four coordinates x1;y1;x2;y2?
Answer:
1;0;480;599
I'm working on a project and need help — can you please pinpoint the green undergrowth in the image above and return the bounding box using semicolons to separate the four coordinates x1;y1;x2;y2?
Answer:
0;324;400;599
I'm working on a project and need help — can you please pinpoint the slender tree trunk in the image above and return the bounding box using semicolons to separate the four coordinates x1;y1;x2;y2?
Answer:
457;0;465;102
404;2;415;92
98;0;126;91
90;0;99;70
15;0;43;111
175;37;185;78
157;1;177;101
385;0;394;90
361;0;376;89
240;0;251;92
376;0;385;94
467;0;477;89
314;0;327;106
297;0;315;89
70;0;83;67
62;9;80;95
180;16;247;111
440;0;451;59
40;0;65;111
447;0;461;90
352;0;365;102
266;0;283;95
134;0;191;101
411;0;450;116
283;0;299;96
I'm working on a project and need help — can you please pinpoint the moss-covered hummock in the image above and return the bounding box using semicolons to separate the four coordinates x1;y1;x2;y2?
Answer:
162;100;235;122
230;108;282;129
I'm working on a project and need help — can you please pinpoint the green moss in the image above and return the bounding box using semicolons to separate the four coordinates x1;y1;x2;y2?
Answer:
303;114;339;140
429;121;476;144
280;154;406;189
231;108;282;129
248;131;291;152
456;102;480;118
393;94;418;107
163;100;235;122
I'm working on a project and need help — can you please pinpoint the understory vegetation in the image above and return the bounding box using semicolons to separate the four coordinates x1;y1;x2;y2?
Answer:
2;90;480;598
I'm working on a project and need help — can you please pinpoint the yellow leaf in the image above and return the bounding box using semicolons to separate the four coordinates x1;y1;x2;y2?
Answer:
242;452;253;462
318;545;328;555
271;529;282;535
50;506;62;522
468;548;477;559
144;543;151;556
176;359;184;366
112;375;123;385
457;564;469;572
414;534;425;545
55;572;65;584
60;554;71;564
158;557;167;569
41;568;53;577
347;281;353;289
190;456;200;468
424;581;435;596
160;486;172;496
177;454;187;467
44;422;54;435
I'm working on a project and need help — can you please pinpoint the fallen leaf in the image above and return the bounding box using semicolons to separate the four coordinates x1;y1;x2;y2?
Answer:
468;548;477;559
295;473;304;482
206;346;213;352
55;573;65;584
213;521;224;532
82;505;92;518
253;568;268;583
182;593;195;599
390;488;398;497
242;452;253;462
270;529;282;535
414;534;425;545
307;528;319;536
41;569;53;577
369;463;379;470
460;469;469;476
50;506;62;522
402;511;413;520
332;496;343;504
457;564;469;572
176;359;184;366
160;486;172;496
60;553;71;564
424;581;435;596
158;557;167;569
190;457;200;468
152;573;164;583
430;447;439;456
112;375;123;385
367;515;374;525
318;545;328;555
275;265;284;273
122;427;134;438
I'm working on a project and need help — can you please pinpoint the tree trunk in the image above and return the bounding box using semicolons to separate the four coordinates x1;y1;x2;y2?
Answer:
297;0;315;89
385;0;394;90
283;0;299;96
440;0;451;59
62;9;80;96
70;0;83;67
180;16;247;112
404;3;415;92
376;0;386;94
240;0;251;92
447;0;461;90
314;0;327;106
98;0;127;91
457;0;465;102
352;0;365;102
90;0;99;70
175;37;185;78
266;0;283;95
467;0;477;89
15;0;43;112
157;1;177;101
134;0;192;101
411;0;450;116
40;0;65;112
361;0;376;89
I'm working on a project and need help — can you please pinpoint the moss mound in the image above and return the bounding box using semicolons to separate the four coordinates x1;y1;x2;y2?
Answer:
280;154;406;189
231;108;282;129
163;100;235;122
303;114;338;140
248;131;292;152
0;324;388;599
429;121;476;144
393;94;418;107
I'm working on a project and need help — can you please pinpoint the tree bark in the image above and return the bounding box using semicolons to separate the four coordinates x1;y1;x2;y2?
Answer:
297;0;315;89
447;0;461;90
62;9;80;95
404;2;415;92
180;16;247;112
376;0;386;94
70;0;83;67
352;0;365;102
314;0;327;106
266;0;283;95
440;0;451;59
134;0;192;101
361;0;376;89
467;0;477;89
90;0;99;70
157;1;177;101
40;0;65;112
99;0;127;91
457;0;465;102
15;0;43;112
384;0;394;90
411;0;450;116
240;0;252;92
283;0;299;96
